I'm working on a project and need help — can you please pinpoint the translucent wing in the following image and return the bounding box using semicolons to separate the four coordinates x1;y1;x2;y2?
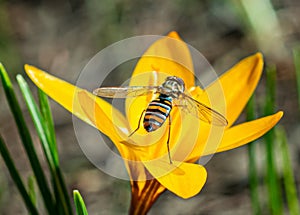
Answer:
93;86;160;98
178;93;228;126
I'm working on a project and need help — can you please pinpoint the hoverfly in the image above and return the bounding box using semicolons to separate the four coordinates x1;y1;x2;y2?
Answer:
93;76;228;164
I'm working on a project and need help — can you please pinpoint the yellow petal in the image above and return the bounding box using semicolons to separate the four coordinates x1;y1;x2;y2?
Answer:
25;65;93;126
203;53;264;127
24;65;129;143
75;90;152;162
176;122;223;163
144;160;207;199
76;91;173;164
77;91;127;138
200;111;284;157
125;105;200;163
126;31;195;129
168;86;225;163
170;110;204;162
131;31;194;88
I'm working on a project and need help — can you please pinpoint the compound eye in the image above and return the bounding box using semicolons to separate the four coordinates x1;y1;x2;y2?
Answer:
175;77;185;90
176;77;184;85
165;76;185;90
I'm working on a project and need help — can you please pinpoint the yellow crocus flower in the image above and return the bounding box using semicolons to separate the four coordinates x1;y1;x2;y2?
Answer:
25;31;283;215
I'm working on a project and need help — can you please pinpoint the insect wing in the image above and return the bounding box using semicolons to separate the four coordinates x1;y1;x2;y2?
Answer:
179;94;228;126
93;86;160;98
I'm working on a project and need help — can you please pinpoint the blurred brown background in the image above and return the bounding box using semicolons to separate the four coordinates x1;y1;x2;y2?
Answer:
0;0;299;214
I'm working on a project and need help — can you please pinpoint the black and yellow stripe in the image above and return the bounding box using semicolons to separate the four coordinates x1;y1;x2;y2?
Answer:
143;94;172;132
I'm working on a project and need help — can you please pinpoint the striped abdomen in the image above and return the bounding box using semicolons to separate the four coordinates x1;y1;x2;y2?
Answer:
143;94;172;132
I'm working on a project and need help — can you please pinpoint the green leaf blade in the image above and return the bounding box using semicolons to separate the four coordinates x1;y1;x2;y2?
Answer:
16;75;55;169
264;66;283;215
0;64;56;214
27;175;37;209
277;127;300;215
73;190;89;215
0;135;39;215
246;95;261;215
16;74;73;215
38;89;59;165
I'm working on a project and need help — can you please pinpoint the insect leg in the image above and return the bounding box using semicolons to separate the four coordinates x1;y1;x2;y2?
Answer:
167;114;172;164
129;109;146;137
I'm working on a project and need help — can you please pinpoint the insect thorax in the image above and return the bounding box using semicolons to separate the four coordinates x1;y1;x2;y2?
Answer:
161;76;185;98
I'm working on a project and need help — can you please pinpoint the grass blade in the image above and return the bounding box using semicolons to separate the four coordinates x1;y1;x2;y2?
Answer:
264;65;283;214
38;89;58;165
0;64;56;214
27;175;37;211
17;75;73;215
0;134;39;215
55;167;73;215
16;75;56;169
239;0;285;55
73;190;89;215
246;96;261;215
277;127;300;215
38;89;73;215
292;47;300;112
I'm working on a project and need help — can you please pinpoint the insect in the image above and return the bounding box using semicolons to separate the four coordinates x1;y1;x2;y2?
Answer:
93;76;228;164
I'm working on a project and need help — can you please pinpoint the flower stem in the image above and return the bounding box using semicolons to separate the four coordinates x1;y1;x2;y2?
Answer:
129;179;161;215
